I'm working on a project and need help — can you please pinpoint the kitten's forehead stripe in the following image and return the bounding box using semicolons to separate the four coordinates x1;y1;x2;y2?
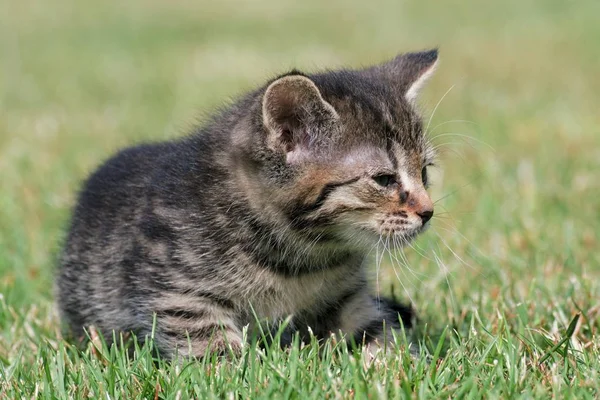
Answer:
309;69;430;157
308;69;424;151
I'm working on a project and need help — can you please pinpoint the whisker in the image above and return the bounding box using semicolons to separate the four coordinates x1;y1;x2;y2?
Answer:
432;231;478;273
405;236;433;260
430;132;495;152
433;182;475;205
430;145;469;163
392;236;427;280
401;237;434;263
425;84;456;136
383;236;416;305
431;139;482;161
375;235;383;310
427;119;478;135
431;247;458;317
433;209;476;218
430;141;467;151
432;216;493;271
433;204;461;220
398;252;428;282
431;214;455;221
432;220;491;262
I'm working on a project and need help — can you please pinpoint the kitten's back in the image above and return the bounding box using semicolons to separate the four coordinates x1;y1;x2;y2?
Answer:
57;141;187;336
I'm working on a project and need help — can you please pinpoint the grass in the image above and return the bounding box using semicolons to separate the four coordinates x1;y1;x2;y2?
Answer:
1;0;599;397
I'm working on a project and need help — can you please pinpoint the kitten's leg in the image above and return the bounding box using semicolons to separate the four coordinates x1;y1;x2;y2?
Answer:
339;290;414;346
334;289;415;363
341;292;413;347
151;293;243;359
298;288;413;349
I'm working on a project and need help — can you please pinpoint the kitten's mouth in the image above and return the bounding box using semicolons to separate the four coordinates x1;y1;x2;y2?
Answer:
338;225;423;249
378;219;427;243
380;228;420;244
330;214;429;249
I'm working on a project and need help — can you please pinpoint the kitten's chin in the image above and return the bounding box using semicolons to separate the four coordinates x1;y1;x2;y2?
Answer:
330;227;381;251
390;230;420;247
382;221;430;247
376;225;429;249
333;225;425;251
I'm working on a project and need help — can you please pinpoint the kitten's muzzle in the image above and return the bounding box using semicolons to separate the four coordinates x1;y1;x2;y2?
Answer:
400;187;434;226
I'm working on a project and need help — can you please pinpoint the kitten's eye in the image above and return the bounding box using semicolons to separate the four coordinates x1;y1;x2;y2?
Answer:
372;174;396;187
421;166;428;186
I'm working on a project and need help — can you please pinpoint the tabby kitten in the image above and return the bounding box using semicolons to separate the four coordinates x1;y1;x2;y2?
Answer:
57;49;439;358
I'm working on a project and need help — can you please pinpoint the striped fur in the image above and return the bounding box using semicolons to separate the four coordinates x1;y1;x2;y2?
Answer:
56;49;439;358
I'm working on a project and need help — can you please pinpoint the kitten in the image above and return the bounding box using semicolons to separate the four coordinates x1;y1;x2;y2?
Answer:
56;49;439;358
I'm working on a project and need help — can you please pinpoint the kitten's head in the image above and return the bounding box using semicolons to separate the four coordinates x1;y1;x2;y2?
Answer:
235;49;438;250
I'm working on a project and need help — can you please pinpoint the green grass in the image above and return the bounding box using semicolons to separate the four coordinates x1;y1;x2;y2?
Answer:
1;0;599;397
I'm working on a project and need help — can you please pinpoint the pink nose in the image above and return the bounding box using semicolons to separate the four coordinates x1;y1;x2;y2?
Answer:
400;189;434;224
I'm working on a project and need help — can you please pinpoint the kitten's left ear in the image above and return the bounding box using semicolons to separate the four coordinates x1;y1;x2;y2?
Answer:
376;49;439;103
262;74;338;163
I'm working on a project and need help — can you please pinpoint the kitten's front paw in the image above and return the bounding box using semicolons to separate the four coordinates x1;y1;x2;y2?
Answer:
163;327;244;360
204;336;243;358
360;340;422;368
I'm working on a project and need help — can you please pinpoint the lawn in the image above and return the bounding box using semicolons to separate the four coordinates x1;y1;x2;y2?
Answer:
1;0;599;398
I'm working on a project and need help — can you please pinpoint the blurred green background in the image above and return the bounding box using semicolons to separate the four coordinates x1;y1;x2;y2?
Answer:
1;0;598;368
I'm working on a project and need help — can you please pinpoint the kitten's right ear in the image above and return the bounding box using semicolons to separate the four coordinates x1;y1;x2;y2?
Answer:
371;49;439;103
262;75;338;163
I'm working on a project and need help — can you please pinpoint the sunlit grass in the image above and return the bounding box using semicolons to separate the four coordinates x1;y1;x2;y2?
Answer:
1;0;599;397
